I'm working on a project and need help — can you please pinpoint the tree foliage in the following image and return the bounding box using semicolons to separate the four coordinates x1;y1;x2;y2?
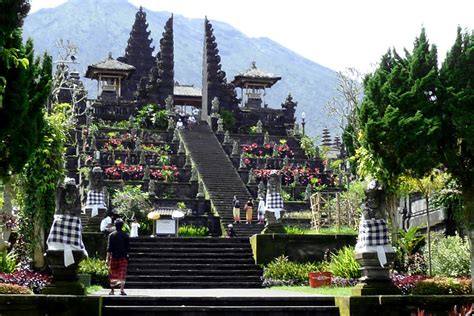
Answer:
0;0;52;180
16;104;70;265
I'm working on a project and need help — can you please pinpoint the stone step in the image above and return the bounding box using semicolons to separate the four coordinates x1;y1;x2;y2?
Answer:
128;258;255;265
127;264;260;271
130;246;252;253
126;275;262;282
129;237;250;243
124;281;264;289
128;252;254;259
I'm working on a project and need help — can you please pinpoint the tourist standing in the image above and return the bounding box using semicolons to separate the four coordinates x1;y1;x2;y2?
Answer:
106;219;129;295
232;196;241;223
244;199;254;224
257;197;266;224
130;218;140;238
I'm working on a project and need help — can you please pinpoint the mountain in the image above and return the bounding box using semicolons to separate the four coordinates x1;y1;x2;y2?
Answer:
23;0;338;137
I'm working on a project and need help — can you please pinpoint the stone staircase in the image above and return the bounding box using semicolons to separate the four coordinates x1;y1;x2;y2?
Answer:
126;237;263;288
102;296;340;316
180;124;263;237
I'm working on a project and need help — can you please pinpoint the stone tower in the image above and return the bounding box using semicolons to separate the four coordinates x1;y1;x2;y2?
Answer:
138;15;174;106
117;7;155;100
321;128;332;147
201;17;238;122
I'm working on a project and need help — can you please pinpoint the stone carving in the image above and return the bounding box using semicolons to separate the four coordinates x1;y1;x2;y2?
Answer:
265;170;284;222
263;131;270;145
223;131;231;144
283;156;289;167
304;184;312;201
178;141;185;155
217;117;224;133
247;169;256;185
143;165;150;181
256;120;263;133
85;167;108;218
90;135;97;151
129;115;135;128
148;179;156;196
139;151;146;165
294;123;300;136
196;181;205;198
47;178;86;268
168;116;175;131
172;127;179;143
135;137;142;153
362;180;386;220
239;152;247;169
211;97;220;113
190;165;198;182
165;95;174;111
184;154;192;169
231;140;240;156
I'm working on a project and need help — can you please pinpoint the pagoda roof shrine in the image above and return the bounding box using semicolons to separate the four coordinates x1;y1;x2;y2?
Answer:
232;62;281;88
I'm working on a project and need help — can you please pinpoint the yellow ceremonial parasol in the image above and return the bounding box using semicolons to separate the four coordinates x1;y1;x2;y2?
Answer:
147;211;160;237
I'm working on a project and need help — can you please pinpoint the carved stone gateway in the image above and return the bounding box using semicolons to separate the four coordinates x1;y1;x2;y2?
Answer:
352;180;399;295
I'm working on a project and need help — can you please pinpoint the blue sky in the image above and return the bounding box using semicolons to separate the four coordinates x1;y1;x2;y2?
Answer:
31;0;474;73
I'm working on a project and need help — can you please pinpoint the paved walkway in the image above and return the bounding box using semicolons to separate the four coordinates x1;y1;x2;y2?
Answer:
92;288;324;297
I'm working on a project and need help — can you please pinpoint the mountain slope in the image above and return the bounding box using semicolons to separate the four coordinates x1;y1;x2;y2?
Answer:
23;0;338;136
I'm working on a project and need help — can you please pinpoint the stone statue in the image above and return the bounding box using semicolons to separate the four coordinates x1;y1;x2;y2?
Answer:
167;116;175;131
304;184;312;201
247;168;256;185
256;120;263;134
239;152;247;169
211;97;220;113
231;140;240;156
90;135;97;151
129;115;135;127
190;165;198;182
139;151;146;165
353;179;398;295
178;141;185;155
184;154;192;169
263;131;270;145
85;167;108;218
265;170;284;232
148;179;156;196
362;180;386;220
143;165;150;181
135;137;142;153
47;178;87;267
217;117;224;133
196;181;205;198
165;95;174;111
283;156;289;167
223;131;231;144
172;127;179;143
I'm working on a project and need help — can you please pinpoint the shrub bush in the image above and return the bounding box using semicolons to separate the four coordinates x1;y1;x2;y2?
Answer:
178;225;209;237
78;257;108;287
263;255;324;286
0;270;50;293
0;251;17;273
412;277;471;295
0;283;32;294
391;272;427;295
284;226;306;235
426;234;470;277
328;246;361;279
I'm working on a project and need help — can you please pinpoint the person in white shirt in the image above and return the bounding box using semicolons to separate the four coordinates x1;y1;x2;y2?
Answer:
130;218;140;238
100;212;116;235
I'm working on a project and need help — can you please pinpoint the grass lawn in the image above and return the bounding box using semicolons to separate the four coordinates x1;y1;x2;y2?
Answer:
271;285;353;296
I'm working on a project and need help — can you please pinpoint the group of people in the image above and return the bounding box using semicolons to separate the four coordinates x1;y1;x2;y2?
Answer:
227;196;266;237
176;109;198;130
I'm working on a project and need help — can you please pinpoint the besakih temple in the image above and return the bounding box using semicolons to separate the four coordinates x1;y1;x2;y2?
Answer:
62;7;346;289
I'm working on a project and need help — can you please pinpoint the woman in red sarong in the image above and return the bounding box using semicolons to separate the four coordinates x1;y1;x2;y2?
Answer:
106;219;129;295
